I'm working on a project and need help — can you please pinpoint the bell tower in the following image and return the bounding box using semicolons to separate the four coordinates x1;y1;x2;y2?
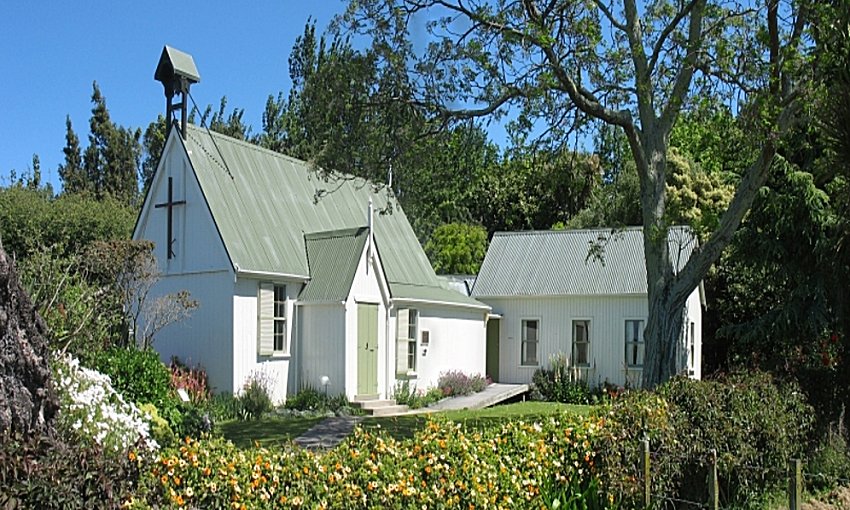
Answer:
154;46;200;139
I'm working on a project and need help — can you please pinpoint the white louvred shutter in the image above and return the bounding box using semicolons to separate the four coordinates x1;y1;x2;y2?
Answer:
397;309;409;339
396;309;409;374
396;338;409;374
258;282;274;356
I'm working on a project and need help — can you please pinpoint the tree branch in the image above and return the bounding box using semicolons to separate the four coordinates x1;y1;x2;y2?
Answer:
623;0;655;127
658;0;707;135
671;139;776;304
647;0;701;75
592;0;627;32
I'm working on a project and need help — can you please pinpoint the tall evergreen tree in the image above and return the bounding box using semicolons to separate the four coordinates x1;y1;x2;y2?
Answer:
58;115;86;193
80;82;141;203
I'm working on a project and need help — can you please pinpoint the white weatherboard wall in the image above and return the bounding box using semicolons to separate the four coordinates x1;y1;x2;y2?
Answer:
134;135;236;396
482;289;702;386
344;239;389;399
684;288;703;379
409;305;487;389
484;294;648;386
298;303;346;395
232;278;299;404
142;272;234;395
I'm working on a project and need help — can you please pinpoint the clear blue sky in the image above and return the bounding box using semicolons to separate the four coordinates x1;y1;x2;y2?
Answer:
0;1;347;190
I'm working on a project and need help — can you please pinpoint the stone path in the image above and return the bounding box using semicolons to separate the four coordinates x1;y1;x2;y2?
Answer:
292;415;363;449
292;383;529;449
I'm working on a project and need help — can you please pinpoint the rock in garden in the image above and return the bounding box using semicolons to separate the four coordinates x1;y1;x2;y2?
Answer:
0;240;58;436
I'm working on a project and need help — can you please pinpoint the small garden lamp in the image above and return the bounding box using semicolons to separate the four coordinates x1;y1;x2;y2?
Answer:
320;375;330;397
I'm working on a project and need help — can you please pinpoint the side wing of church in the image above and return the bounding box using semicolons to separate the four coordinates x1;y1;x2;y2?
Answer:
134;48;489;402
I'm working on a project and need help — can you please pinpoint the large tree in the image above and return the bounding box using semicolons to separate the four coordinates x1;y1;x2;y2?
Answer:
343;0;810;386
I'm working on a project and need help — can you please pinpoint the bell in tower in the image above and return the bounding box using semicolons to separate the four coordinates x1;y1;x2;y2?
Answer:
154;46;200;139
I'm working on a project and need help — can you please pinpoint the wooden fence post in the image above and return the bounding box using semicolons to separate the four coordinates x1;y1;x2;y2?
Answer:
708;449;719;510
789;458;802;510
641;438;650;509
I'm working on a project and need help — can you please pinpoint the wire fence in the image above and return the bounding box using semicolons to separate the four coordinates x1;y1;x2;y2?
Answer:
634;439;816;510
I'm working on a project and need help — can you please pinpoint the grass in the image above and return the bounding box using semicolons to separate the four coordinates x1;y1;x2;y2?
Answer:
217;402;592;446
218;416;324;448
361;401;591;440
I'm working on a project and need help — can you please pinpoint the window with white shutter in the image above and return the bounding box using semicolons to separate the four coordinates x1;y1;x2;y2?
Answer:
396;308;418;375
258;283;287;356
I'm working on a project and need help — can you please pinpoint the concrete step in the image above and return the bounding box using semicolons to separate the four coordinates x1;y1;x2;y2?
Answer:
350;399;409;416
367;404;410;417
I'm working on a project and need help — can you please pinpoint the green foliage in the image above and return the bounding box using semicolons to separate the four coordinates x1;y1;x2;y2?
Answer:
207;393;243;422
238;372;273;420
199;96;251;140
664;148;735;239
0;186;134;261
72;82;142;203
140;114;167;193
284;386;356;415
530;354;592;404
138;403;175;446
424;222;488;275
0;433;139;510
391;380;444;409
662;372;813;507
807;430;850;491
90;347;182;427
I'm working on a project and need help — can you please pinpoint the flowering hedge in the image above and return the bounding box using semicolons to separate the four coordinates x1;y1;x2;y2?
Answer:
51;353;157;457
131;413;607;509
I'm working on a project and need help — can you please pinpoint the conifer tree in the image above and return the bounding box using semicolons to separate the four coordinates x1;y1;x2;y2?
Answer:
58;115;86;194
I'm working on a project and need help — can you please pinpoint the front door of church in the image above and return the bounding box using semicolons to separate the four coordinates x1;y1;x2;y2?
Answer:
356;303;378;397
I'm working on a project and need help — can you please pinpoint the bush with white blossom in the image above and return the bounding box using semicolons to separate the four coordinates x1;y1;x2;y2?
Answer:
51;353;158;456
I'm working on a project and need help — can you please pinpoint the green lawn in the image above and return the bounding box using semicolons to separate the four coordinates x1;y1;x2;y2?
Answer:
218;402;592;447
217;416;324;448
361;401;592;440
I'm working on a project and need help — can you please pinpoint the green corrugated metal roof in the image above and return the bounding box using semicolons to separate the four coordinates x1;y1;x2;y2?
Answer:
472;226;696;298
300;227;369;302
180;124;486;309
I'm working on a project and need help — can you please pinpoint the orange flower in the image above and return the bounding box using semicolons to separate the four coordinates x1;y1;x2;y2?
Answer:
128;451;137;462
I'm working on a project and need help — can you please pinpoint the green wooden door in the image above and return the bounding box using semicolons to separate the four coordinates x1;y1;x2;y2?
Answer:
486;318;500;382
357;303;379;397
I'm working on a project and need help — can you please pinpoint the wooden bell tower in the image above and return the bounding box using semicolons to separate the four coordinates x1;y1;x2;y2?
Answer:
154;46;200;139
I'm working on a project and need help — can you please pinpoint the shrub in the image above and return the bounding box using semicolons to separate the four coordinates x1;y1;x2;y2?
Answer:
51;353;157;456
90;347;182;427
285;385;357;415
284;385;326;411
170;357;210;403
136;412;606;509
207;392;242;422
138;403;175;446
438;370;488;397
238;372;273;420
0;432;140;510
392;381;444;409
531;353;592;404
808;429;850;491
659;372;813;507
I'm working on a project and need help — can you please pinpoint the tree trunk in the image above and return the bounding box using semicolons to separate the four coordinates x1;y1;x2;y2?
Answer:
643;290;687;388
638;139;688;389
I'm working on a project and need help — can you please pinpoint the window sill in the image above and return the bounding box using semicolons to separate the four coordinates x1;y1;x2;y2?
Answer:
396;371;418;379
519;364;539;368
269;352;291;360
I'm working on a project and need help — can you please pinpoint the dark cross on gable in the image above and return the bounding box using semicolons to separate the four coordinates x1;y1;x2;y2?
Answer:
154;177;186;260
